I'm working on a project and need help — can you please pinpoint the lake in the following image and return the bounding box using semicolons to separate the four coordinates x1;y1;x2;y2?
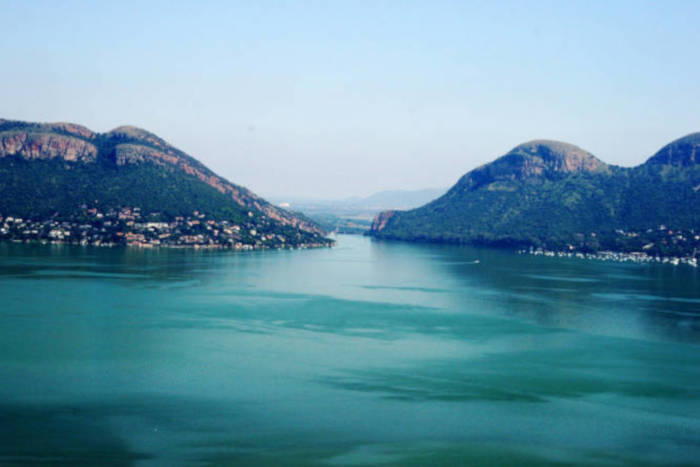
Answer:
0;235;699;466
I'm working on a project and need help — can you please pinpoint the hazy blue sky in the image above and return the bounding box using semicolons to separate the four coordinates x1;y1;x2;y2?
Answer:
2;1;699;199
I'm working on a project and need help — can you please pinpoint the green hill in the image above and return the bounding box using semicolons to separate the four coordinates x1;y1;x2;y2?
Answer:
0;119;330;249
368;134;700;257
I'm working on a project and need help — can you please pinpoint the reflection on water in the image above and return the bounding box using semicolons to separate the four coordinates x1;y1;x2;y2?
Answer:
0;236;699;465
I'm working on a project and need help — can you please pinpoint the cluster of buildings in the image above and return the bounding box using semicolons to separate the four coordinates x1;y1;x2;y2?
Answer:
522;226;700;267
525;248;698;267
0;206;330;250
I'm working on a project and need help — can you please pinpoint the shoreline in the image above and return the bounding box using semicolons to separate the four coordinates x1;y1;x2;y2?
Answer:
0;237;334;252
520;247;698;268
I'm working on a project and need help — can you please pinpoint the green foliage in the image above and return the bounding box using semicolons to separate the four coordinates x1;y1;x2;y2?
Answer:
370;160;700;255
0;156;248;223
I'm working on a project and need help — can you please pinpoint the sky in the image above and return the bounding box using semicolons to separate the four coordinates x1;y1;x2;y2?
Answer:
1;1;699;199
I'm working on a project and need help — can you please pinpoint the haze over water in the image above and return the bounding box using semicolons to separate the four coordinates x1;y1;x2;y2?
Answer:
1;235;699;465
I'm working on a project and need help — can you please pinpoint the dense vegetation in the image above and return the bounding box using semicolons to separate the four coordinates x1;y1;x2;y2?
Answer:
0;156;252;222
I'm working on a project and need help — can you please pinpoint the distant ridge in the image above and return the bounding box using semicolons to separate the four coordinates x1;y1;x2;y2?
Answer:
369;134;700;258
270;187;447;235
273;188;446;212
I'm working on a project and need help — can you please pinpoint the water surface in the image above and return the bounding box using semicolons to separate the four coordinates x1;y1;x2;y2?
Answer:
1;235;699;465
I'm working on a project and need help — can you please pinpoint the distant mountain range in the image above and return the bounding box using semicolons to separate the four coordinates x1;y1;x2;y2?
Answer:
272;188;446;214
369;134;700;257
271;188;446;234
339;188;448;211
0;119;330;249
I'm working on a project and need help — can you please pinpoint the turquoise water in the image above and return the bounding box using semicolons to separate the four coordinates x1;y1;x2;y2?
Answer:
0;235;699;466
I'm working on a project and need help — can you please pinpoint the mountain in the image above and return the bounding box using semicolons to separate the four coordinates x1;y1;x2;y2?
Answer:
0;119;330;249
343;188;447;211
368;134;700;257
271;187;446;214
270;188;446;234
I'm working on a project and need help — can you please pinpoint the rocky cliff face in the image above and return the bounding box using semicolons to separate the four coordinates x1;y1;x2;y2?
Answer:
369;210;396;232
0;131;98;162
456;140;609;192
504;140;608;175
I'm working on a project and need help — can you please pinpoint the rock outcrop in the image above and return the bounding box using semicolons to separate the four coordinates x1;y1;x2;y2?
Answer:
0;131;97;162
369;210;396;232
